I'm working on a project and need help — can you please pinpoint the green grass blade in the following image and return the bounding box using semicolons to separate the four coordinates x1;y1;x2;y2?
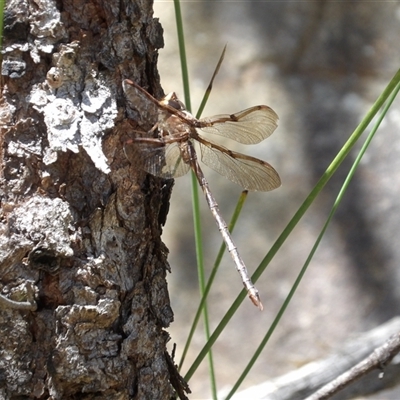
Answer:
224;75;400;400
173;6;232;397
195;45;226;119
190;169;217;398
173;0;217;396
173;0;191;112
178;191;248;372
184;68;400;383
250;69;400;285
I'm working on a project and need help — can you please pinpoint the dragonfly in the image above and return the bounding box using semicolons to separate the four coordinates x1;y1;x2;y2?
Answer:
123;79;281;310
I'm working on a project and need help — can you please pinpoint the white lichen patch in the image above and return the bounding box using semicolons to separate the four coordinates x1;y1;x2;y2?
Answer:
11;196;74;258
28;42;117;173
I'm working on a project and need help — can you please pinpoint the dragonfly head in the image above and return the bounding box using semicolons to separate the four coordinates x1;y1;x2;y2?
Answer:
161;92;186;111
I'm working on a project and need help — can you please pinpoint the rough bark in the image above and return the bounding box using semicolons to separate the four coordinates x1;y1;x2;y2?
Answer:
0;0;186;398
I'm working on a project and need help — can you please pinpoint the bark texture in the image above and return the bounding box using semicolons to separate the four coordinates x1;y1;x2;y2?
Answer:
0;0;185;398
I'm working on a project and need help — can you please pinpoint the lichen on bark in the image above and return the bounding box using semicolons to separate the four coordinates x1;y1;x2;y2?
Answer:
0;0;186;398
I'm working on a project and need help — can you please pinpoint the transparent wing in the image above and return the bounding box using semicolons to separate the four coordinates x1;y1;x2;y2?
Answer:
122;79;160;127
197;136;281;192
198;105;278;144
124;140;190;179
159;142;190;178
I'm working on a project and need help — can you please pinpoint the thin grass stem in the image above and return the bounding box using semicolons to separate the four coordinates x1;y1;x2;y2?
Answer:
178;191;248;371
224;75;400;400
173;0;217;396
184;68;400;383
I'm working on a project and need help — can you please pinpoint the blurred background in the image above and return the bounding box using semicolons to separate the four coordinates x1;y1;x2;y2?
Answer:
153;1;400;398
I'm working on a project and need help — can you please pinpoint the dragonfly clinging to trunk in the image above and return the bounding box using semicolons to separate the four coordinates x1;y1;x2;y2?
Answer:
123;79;280;310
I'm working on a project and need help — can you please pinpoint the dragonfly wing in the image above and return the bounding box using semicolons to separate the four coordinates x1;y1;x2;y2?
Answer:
161;142;191;178
122;79;160;127
198;105;278;144
198;137;281;192
124;140;190;179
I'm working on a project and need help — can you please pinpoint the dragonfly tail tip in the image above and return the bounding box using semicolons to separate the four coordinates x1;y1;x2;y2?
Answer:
249;293;263;311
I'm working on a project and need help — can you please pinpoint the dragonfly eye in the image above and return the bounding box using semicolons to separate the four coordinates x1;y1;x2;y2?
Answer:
162;92;186;111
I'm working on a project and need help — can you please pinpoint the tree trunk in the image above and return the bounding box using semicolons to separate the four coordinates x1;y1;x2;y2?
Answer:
0;0;187;398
